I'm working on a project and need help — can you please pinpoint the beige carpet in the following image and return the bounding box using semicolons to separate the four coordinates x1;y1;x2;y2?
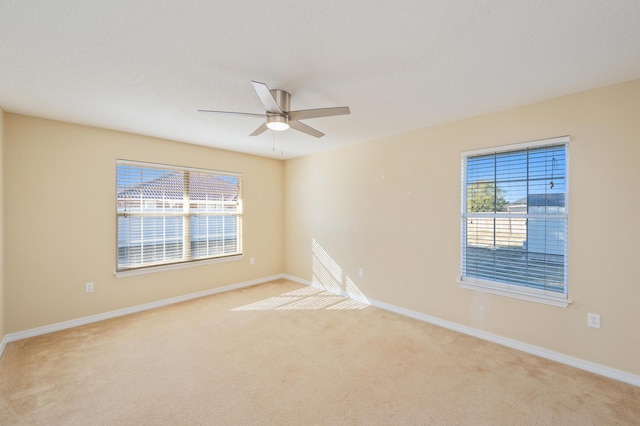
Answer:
1;279;638;425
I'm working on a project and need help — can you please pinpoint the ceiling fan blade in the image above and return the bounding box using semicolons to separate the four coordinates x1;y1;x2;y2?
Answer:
198;109;266;118
250;123;269;136
288;106;350;121
251;81;283;114
290;120;325;138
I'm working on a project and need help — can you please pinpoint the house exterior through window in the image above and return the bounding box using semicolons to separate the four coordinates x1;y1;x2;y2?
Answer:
460;136;569;307
116;160;242;273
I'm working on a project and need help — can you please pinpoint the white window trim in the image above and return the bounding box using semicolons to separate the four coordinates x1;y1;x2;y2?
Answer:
115;254;243;278
458;278;570;307
460;136;571;307
116;159;243;274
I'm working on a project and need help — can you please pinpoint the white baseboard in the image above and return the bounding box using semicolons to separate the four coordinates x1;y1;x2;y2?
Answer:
0;335;7;359
287;274;640;387
3;274;285;346
280;274;313;287
369;298;640;387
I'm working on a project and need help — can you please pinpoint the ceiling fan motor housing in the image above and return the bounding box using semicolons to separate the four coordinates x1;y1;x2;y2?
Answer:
270;89;291;113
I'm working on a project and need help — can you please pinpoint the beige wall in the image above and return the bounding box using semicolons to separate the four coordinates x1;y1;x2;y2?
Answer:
0;108;5;341
284;79;640;375
4;114;284;332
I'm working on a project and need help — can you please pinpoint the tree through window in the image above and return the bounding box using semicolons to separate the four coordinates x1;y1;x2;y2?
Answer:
460;137;569;307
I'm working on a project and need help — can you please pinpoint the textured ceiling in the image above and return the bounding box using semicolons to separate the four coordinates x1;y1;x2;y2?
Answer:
1;1;640;159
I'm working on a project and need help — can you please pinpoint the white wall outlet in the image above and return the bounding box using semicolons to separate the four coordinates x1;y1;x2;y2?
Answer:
358;267;364;277
85;282;94;293
587;313;600;328
250;257;255;265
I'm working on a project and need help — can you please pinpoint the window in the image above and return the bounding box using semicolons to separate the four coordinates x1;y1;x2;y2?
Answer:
116;160;242;273
460;136;569;307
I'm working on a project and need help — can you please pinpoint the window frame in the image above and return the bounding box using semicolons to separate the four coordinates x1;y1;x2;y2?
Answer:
115;160;243;277
459;136;571;307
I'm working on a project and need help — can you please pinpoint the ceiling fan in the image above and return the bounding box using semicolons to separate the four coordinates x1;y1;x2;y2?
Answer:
199;81;350;138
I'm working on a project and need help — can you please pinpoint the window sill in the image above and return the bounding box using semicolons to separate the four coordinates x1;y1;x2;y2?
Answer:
459;278;571;308
115;254;244;278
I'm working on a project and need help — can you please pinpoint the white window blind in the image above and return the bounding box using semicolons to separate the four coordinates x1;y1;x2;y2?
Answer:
116;160;242;272
460;137;569;306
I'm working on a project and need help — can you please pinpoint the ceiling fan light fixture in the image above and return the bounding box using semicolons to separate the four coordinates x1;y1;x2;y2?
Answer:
266;115;290;131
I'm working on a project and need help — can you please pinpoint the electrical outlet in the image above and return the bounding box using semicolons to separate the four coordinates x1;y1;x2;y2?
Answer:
358;267;364;277
85;282;94;293
587;313;600;328
250;257;255;265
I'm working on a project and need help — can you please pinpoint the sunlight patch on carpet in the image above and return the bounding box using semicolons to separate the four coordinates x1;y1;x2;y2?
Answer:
232;286;369;311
